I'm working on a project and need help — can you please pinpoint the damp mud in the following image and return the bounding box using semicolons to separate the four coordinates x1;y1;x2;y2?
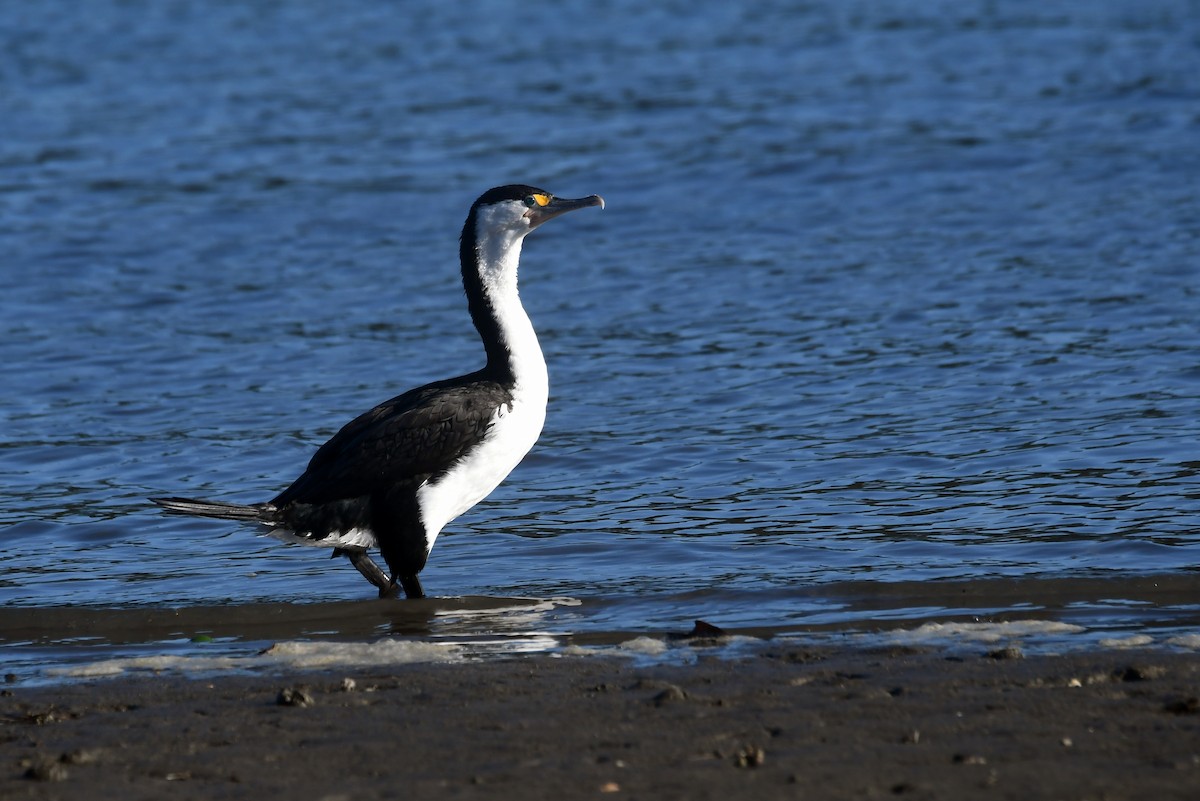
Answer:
3;646;1198;800
2;573;1197;685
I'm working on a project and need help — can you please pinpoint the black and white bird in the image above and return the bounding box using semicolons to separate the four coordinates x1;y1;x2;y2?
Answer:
153;185;604;599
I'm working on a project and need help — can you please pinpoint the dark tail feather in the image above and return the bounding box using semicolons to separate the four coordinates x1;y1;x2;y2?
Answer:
151;496;271;522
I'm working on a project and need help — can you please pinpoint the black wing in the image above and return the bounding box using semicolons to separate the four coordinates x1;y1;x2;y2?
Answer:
271;374;513;508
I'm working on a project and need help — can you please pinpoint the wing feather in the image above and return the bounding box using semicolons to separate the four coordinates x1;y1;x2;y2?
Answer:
271;375;512;508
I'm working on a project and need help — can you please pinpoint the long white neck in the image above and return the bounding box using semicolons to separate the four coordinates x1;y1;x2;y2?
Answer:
468;214;548;395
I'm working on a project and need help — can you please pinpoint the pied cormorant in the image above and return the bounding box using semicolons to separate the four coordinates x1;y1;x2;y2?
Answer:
153;185;604;599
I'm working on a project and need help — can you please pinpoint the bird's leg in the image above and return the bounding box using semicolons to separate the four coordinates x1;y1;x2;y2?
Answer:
344;550;400;598
398;574;425;599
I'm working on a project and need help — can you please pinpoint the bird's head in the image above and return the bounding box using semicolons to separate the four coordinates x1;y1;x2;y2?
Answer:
469;184;605;241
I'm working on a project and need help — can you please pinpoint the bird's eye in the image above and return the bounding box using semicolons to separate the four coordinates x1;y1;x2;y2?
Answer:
523;196;537;207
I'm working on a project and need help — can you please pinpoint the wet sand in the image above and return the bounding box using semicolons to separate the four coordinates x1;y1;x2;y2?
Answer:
3;646;1198;800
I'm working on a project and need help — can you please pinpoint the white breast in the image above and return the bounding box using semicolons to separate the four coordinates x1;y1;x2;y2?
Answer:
416;382;546;550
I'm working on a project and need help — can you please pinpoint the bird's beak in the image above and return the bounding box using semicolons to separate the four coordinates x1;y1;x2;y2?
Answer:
527;194;605;228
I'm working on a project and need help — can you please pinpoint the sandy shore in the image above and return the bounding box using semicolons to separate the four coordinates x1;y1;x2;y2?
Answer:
2;645;1198;800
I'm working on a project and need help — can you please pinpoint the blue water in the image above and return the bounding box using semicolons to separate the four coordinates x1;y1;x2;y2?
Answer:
2;1;1198;672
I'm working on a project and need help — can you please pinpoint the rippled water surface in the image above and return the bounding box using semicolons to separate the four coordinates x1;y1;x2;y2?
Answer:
2;1;1198;673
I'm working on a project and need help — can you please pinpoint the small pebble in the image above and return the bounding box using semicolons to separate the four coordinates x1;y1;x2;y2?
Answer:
1116;665;1166;682
687;620;727;637
24;761;68;782
60;748;102;765
1163;696;1199;715
652;685;687;706
25;710;60;725
734;745;765;768
986;646;1023;660
340;678;357;692
276;687;315;707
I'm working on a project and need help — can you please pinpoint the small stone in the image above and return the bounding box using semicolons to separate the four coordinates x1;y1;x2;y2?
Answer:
986;646;1023;660
1061;737;1073;747
340;678;357;692
600;782;621;793
1066;678;1082;688
1163;696;1199;715
276;687;315;707
952;753;987;766
687;620;727;637
652;685;687;706
24;760;68;782
1116;665;1167;682
733;745;765;768
24;709;60;725
60;748;103;765
766;649;825;664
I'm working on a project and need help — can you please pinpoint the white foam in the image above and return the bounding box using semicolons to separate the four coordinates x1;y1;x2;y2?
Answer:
617;636;670;655
1165;633;1200;649
260;639;462;667
883;620;1085;645
43;595;585;680
559;634;765;665
1097;634;1155;648
48;638;462;679
54;655;247;678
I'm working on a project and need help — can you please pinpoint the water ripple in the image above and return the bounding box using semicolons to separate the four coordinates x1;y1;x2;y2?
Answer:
0;2;1197;639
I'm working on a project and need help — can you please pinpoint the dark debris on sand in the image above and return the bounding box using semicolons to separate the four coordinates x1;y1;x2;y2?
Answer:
1;648;1198;800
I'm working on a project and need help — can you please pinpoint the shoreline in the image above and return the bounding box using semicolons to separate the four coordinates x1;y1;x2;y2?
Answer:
3;645;1198;799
